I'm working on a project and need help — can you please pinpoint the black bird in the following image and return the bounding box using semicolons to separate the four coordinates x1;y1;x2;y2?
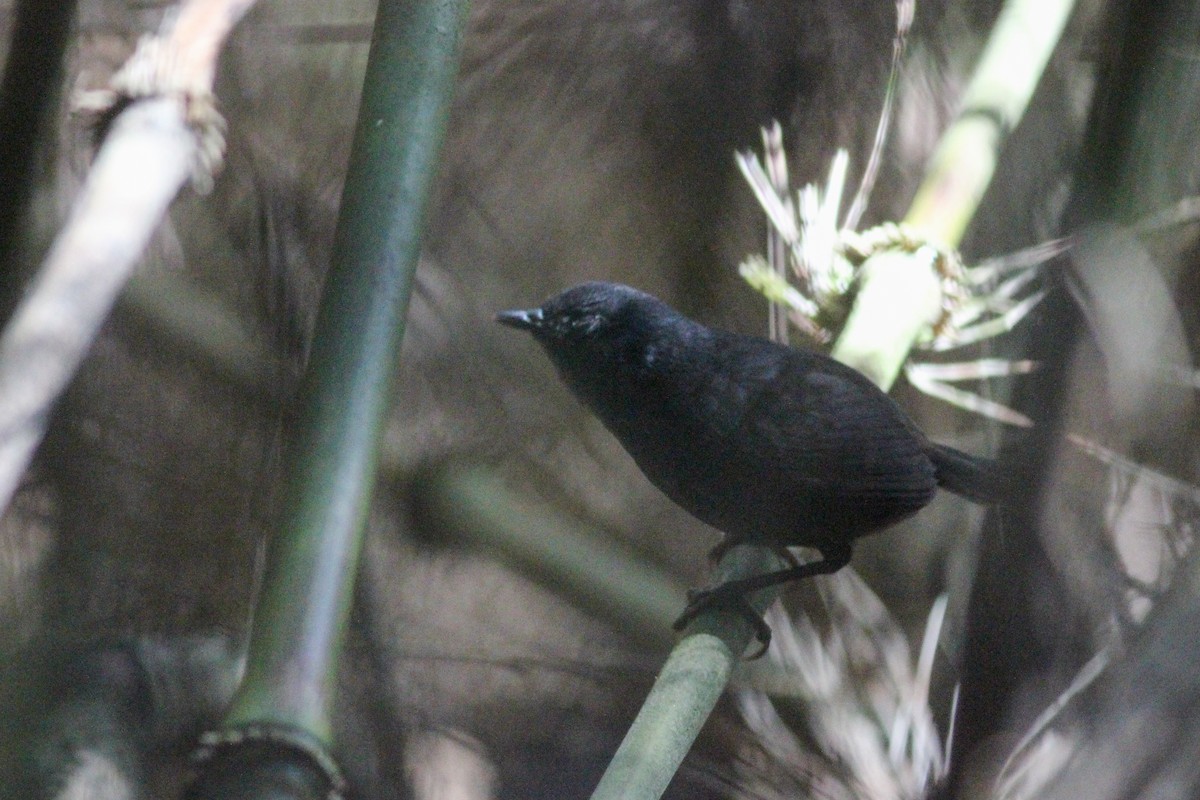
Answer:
497;282;997;649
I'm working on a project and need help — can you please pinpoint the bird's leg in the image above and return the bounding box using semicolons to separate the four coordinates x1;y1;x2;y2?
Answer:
673;544;852;657
697;544;851;597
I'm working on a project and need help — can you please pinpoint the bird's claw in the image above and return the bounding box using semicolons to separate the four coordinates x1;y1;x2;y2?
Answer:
673;586;773;659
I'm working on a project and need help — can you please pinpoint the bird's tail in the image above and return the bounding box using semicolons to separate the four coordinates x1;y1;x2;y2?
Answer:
927;443;1005;504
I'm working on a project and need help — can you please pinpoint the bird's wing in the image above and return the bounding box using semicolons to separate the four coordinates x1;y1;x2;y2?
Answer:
721;342;937;528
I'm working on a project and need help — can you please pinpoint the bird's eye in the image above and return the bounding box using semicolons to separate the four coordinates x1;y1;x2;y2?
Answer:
561;313;603;337
578;315;602;333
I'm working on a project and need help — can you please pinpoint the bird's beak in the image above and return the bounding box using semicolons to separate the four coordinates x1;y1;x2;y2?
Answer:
496;307;544;331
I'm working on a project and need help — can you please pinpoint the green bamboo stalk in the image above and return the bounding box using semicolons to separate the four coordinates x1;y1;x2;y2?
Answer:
834;0;1077;387
591;546;788;800
221;0;469;751
905;0;1077;244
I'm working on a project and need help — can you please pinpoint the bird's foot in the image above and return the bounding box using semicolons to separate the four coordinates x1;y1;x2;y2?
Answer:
673;585;772;659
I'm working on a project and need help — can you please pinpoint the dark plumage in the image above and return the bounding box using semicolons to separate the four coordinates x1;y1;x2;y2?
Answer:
498;282;998;648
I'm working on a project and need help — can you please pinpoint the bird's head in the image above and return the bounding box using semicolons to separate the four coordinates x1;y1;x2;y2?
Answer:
497;282;684;392
497;282;669;350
